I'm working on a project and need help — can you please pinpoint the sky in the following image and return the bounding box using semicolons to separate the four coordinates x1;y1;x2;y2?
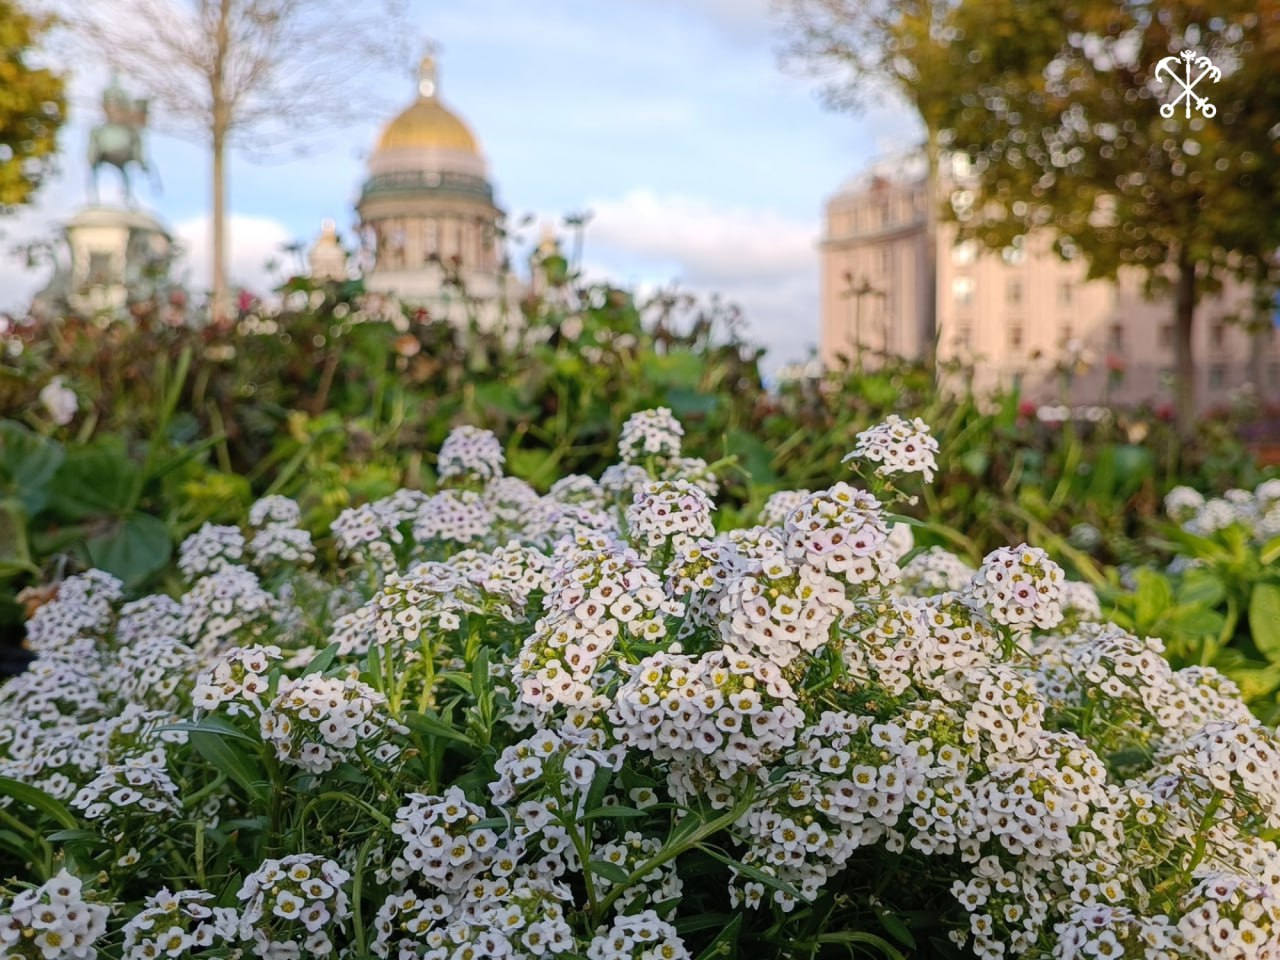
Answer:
0;0;921;368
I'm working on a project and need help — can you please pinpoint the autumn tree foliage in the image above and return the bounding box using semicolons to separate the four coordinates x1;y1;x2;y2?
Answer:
938;0;1280;432
0;0;65;211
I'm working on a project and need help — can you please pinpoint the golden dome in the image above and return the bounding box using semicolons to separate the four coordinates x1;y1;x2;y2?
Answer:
375;53;479;154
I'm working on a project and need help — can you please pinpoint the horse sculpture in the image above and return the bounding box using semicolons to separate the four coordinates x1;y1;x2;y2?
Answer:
88;78;161;207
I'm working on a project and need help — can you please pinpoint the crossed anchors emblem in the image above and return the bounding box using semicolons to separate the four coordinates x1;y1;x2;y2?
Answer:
1156;49;1221;119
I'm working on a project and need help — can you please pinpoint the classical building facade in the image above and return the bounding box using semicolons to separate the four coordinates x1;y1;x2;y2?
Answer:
820;155;1280;410
346;53;519;327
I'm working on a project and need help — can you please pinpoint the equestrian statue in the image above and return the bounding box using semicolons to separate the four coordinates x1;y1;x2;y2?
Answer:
88;75;161;206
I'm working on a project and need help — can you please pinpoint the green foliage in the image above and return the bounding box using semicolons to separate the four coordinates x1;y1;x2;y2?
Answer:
938;0;1280;430
0;0;65;211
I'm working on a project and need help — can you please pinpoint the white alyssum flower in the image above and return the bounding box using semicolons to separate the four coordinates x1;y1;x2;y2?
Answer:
968;545;1065;633
617;407;684;464
438;425;505;484
237;854;351;958
39;376;77;426
0;870;110;960
121;888;239;960
844;415;940;484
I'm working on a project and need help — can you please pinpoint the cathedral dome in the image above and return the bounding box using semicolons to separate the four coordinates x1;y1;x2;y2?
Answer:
373;55;479;156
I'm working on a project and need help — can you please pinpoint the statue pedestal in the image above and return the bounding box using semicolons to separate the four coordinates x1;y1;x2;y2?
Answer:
53;206;174;319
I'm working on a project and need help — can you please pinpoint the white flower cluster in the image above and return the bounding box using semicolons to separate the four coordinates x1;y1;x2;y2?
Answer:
0;870;110;960
260;669;407;773
438;425;505;484
719;551;849;667
180;566;279;654
617;407;684;464
625;479;716;552
24;570;123;655
237;854;351;958
250;495;302;528
331;500;405;573
121;888;239;960
969;545;1066;633
610;647;803;802
178;523;245;581
1177;869;1280;959
390;787;498;891
663;537;741;639
192;644;284;717
1168;479;1280;543
844;414;940;483
412;489;494;546
783;483;899;593
71;757;181;834
39;375;77;426
1052;903;1183;960
515;543;683;710
490;724;624;808
585;911;690;960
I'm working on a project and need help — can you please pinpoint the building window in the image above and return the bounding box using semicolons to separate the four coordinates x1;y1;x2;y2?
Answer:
1109;323;1125;352
1009;324;1024;350
952;276;975;309
956;325;973;349
1209;364;1227;389
1058;281;1074;306
1059;323;1074;348
1159;324;1174;348
1007;279;1022;306
878;197;891;227
1210;322;1226;350
952;241;977;266
879;246;891;274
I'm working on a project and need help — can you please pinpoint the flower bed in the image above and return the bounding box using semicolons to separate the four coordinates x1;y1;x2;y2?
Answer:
1;411;1277;960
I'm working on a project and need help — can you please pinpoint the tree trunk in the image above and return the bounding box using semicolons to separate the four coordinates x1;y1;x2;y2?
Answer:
1173;251;1197;437
210;0;231;324
922;128;939;371
211;129;228;323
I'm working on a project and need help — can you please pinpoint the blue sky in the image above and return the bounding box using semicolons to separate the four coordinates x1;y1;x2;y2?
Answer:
2;0;920;367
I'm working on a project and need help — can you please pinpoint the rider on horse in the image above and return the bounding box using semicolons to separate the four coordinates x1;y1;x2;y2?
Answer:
88;74;160;207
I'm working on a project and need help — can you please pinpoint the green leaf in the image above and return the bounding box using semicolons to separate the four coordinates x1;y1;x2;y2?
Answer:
1250;583;1280;661
581;805;648;821
188;732;269;802
958;449;989;477
303;642;341;677
402;711;472;746
1179;568;1227;608
163;715;259;743
48;441;136;518
1134;569;1175;629
0;776;79;829
694;844;804;900
86;512;171;586
877;907;918;950
0;421;64;515
0;499;38;578
692;913;742;960
589;859;630;884
1262;535;1280;567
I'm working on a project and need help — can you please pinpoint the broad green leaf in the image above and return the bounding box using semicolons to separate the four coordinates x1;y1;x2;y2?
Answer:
0;422;64;515
163;715;259;743
1263;535;1280;567
48;441;136;518
0;776;79;829
1134;569;1175;629
1250;584;1280;661
877;908;918;950
581;805;648;821
86;512;171;586
303;643;341;677
589;859;630;884
1179;568;1227;608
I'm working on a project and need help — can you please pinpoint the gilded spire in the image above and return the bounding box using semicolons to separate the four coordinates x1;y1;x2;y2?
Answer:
418;41;439;99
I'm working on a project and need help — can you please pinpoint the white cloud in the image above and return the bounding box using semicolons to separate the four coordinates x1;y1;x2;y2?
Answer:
173;213;295;295
553;189;822;370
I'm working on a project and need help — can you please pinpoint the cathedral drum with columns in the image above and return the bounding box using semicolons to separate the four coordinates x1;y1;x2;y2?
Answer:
355;52;517;328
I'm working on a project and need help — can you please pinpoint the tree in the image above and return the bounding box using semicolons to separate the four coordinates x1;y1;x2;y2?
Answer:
773;0;965;361
938;0;1280;433
69;0;409;318
0;0;65;211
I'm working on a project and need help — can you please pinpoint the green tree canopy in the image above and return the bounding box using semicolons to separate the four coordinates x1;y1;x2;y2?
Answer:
0;0;65;210
938;0;1280;432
